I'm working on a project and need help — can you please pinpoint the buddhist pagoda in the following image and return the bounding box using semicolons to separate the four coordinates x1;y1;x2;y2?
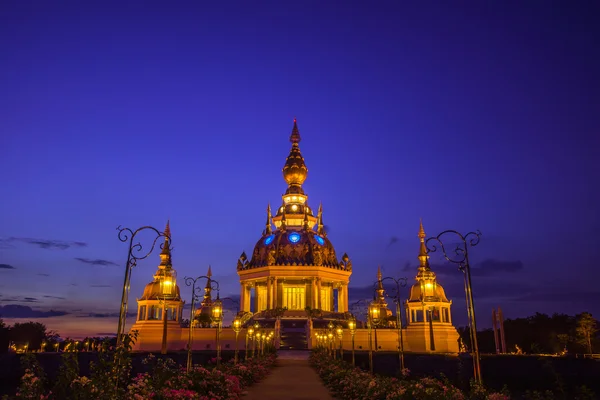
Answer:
236;120;352;333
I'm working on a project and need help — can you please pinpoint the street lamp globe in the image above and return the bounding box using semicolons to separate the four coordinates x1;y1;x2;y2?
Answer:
211;298;223;323
232;317;242;333
369;300;381;325
348;316;356;334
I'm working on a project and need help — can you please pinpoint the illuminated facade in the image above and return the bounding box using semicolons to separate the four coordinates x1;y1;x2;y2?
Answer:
236;120;352;320
403;221;459;352
129;222;186;350
130;120;459;353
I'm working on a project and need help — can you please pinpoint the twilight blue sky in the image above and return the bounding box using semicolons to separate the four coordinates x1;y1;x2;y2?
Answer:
1;0;599;338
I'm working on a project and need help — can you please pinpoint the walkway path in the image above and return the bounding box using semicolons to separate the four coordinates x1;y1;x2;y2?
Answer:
244;350;334;399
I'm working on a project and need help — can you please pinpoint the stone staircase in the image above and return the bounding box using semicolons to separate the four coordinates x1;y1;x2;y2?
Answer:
279;320;308;350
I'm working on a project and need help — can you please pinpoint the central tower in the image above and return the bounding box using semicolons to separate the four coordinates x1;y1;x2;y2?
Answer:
236;120;352;320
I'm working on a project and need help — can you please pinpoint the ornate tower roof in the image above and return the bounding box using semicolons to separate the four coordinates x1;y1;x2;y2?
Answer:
236;119;352;271
140;221;181;301
408;220;449;303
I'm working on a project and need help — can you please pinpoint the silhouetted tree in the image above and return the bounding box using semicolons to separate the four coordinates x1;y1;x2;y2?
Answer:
576;312;598;354
0;318;9;353
459;312;598;354
9;321;49;350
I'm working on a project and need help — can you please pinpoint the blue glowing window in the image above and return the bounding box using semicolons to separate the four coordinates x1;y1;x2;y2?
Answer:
264;235;275;245
315;236;325;246
288;232;301;243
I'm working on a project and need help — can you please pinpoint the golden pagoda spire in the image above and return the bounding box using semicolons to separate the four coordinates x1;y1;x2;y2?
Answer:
418;218;430;271
376;265;386;301
202;265;213;306
282;118;308;192
265;204;272;235
317;202;325;236
159;220;172;267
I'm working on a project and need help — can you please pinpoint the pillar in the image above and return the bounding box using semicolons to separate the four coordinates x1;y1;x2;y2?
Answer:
337;283;343;312
253;283;258;312
343;283;349;312
240;281;245;312
267;277;272;310
273;277;278;309
312;278;317;309
317;278;322;310
244;284;251;312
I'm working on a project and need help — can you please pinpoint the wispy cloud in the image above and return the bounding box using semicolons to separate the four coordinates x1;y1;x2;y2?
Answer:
83;312;135;318
5;237;87;250
0;304;69;318
37;273;50;277
470;259;524;277
75;258;118;267
89;284;112;288
43;295;66;300
23;297;38;302
386;236;399;249
0;264;16;269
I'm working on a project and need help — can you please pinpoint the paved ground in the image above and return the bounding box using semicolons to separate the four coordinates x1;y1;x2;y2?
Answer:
244;350;334;399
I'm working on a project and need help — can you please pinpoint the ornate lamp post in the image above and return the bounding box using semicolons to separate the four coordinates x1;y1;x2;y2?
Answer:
247;326;254;359
116;225;170;347
426;229;483;384
376;276;408;371
232;317;242;363
348;316;356;365
327;331;334;358
261;333;266;356
184;275;218;371
211;296;223;367
368;300;381;374
336;325;343;358
255;331;261;357
159;269;176;355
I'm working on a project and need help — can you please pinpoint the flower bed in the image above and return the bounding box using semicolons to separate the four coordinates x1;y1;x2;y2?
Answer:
309;348;507;400
9;351;277;400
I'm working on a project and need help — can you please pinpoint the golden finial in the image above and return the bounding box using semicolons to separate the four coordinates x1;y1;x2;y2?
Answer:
207;265;212;278
290;117;301;144
376;265;386;302
303;206;310;229
418;220;430;269
160;220;172;260
281;209;287;230
265;204;272;235
317;202;324;235
282;119;307;187
165;220;171;237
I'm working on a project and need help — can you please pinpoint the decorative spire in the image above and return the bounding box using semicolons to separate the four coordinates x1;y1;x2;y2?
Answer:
317;202;325;236
202;265;213;306
159;220;172;267
290;117;301;144
418;219;430;270
375;265;387;305
303;206;310;230
265;204;272;235
282;119;308;190
281;209;287;230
